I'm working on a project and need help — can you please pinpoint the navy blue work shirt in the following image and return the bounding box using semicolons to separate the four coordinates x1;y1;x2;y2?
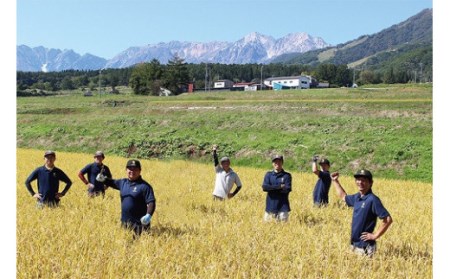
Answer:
106;176;156;224
313;170;332;205
80;163;112;192
25;166;72;203
262;170;292;213
345;189;390;248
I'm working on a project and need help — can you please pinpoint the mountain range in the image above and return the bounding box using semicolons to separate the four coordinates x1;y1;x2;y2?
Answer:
17;32;330;72
16;8;432;72
16;46;107;72
271;8;432;69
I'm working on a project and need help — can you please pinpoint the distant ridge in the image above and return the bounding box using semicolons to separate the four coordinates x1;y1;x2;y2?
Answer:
271;8;432;69
17;32;329;72
16;45;107;72
16;8;432;72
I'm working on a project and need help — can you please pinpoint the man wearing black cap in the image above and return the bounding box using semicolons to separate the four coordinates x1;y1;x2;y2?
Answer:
97;159;156;236
212;145;242;201
262;155;292;222
25;150;72;207
78;151;113;197
311;156;332;207
331;169;393;257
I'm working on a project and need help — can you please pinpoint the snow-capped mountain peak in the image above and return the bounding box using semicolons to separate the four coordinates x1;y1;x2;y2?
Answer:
17;32;330;71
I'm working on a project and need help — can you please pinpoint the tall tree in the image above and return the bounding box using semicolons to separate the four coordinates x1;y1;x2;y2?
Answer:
334;65;352;87
383;67;396;84
60;76;74;90
359;70;376;85
129;59;163;95
316;63;337;84
163;54;190;95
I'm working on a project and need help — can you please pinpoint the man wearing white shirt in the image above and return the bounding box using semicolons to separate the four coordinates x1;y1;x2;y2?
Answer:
212;145;242;201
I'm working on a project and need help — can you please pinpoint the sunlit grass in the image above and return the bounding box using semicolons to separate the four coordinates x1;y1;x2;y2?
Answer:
16;148;432;278
16;85;433;184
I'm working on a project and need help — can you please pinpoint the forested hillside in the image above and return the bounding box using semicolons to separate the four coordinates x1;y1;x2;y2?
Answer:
272;9;432;82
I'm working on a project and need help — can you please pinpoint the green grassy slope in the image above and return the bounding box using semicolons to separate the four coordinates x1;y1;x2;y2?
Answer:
17;83;432;182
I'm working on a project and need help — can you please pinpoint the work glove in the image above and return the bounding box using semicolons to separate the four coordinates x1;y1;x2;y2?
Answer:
140;213;152;225
96;173;106;182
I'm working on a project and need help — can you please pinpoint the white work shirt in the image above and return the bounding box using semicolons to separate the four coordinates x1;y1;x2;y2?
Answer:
212;165;242;199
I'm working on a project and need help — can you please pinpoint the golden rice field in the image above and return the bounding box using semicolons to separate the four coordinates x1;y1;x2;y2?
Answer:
16;148;432;279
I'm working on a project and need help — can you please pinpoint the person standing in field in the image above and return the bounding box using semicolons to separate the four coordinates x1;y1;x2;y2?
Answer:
25;150;72;208
78;151;113;197
331;169;393;257
212;145;242;201
262;155;292;222
312;155;332;207
97;159;155;237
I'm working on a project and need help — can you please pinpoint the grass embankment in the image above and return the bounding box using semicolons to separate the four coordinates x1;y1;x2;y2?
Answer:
16;83;432;182
16;149;432;278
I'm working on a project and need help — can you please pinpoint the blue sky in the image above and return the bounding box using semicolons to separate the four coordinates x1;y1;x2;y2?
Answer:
16;0;433;59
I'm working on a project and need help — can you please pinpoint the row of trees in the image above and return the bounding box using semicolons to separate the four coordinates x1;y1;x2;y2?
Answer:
17;68;132;93
361;45;433;84
129;57;190;95
17;55;429;96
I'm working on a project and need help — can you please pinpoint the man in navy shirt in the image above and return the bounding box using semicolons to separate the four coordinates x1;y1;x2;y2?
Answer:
312;156;332;207
331;169;393;257
98;159;156;236
262;155;292;222
78;151;112;197
25;150;72;207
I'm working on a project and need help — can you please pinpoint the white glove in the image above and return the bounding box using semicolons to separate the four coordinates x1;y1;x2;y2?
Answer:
96;173;106;182
140;213;152;225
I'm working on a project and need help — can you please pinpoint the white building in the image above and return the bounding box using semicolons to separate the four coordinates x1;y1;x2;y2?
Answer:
244;84;258;91
214;79;234;89
264;75;316;90
232;82;258;91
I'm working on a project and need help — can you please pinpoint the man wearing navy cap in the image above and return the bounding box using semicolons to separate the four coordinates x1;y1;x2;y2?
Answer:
211;145;242;201
97;159;155;237
78;151;113;197
311;156;332;207
262;154;292;222
331;169;393;257
25;150;72;207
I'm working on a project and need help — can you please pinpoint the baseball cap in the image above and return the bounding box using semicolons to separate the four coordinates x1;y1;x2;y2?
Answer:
354;169;373;180
44;150;56;157
271;154;284;162
220;156;230;163
126;159;141;169
319;158;330;165
94;151;105;158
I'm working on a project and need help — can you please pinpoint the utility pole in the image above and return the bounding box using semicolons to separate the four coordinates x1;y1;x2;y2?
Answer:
404;62;413;83
205;63;207;93
260;65;264;91
209;67;212;93
419;63;423;83
98;69;102;97
353;69;355;87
